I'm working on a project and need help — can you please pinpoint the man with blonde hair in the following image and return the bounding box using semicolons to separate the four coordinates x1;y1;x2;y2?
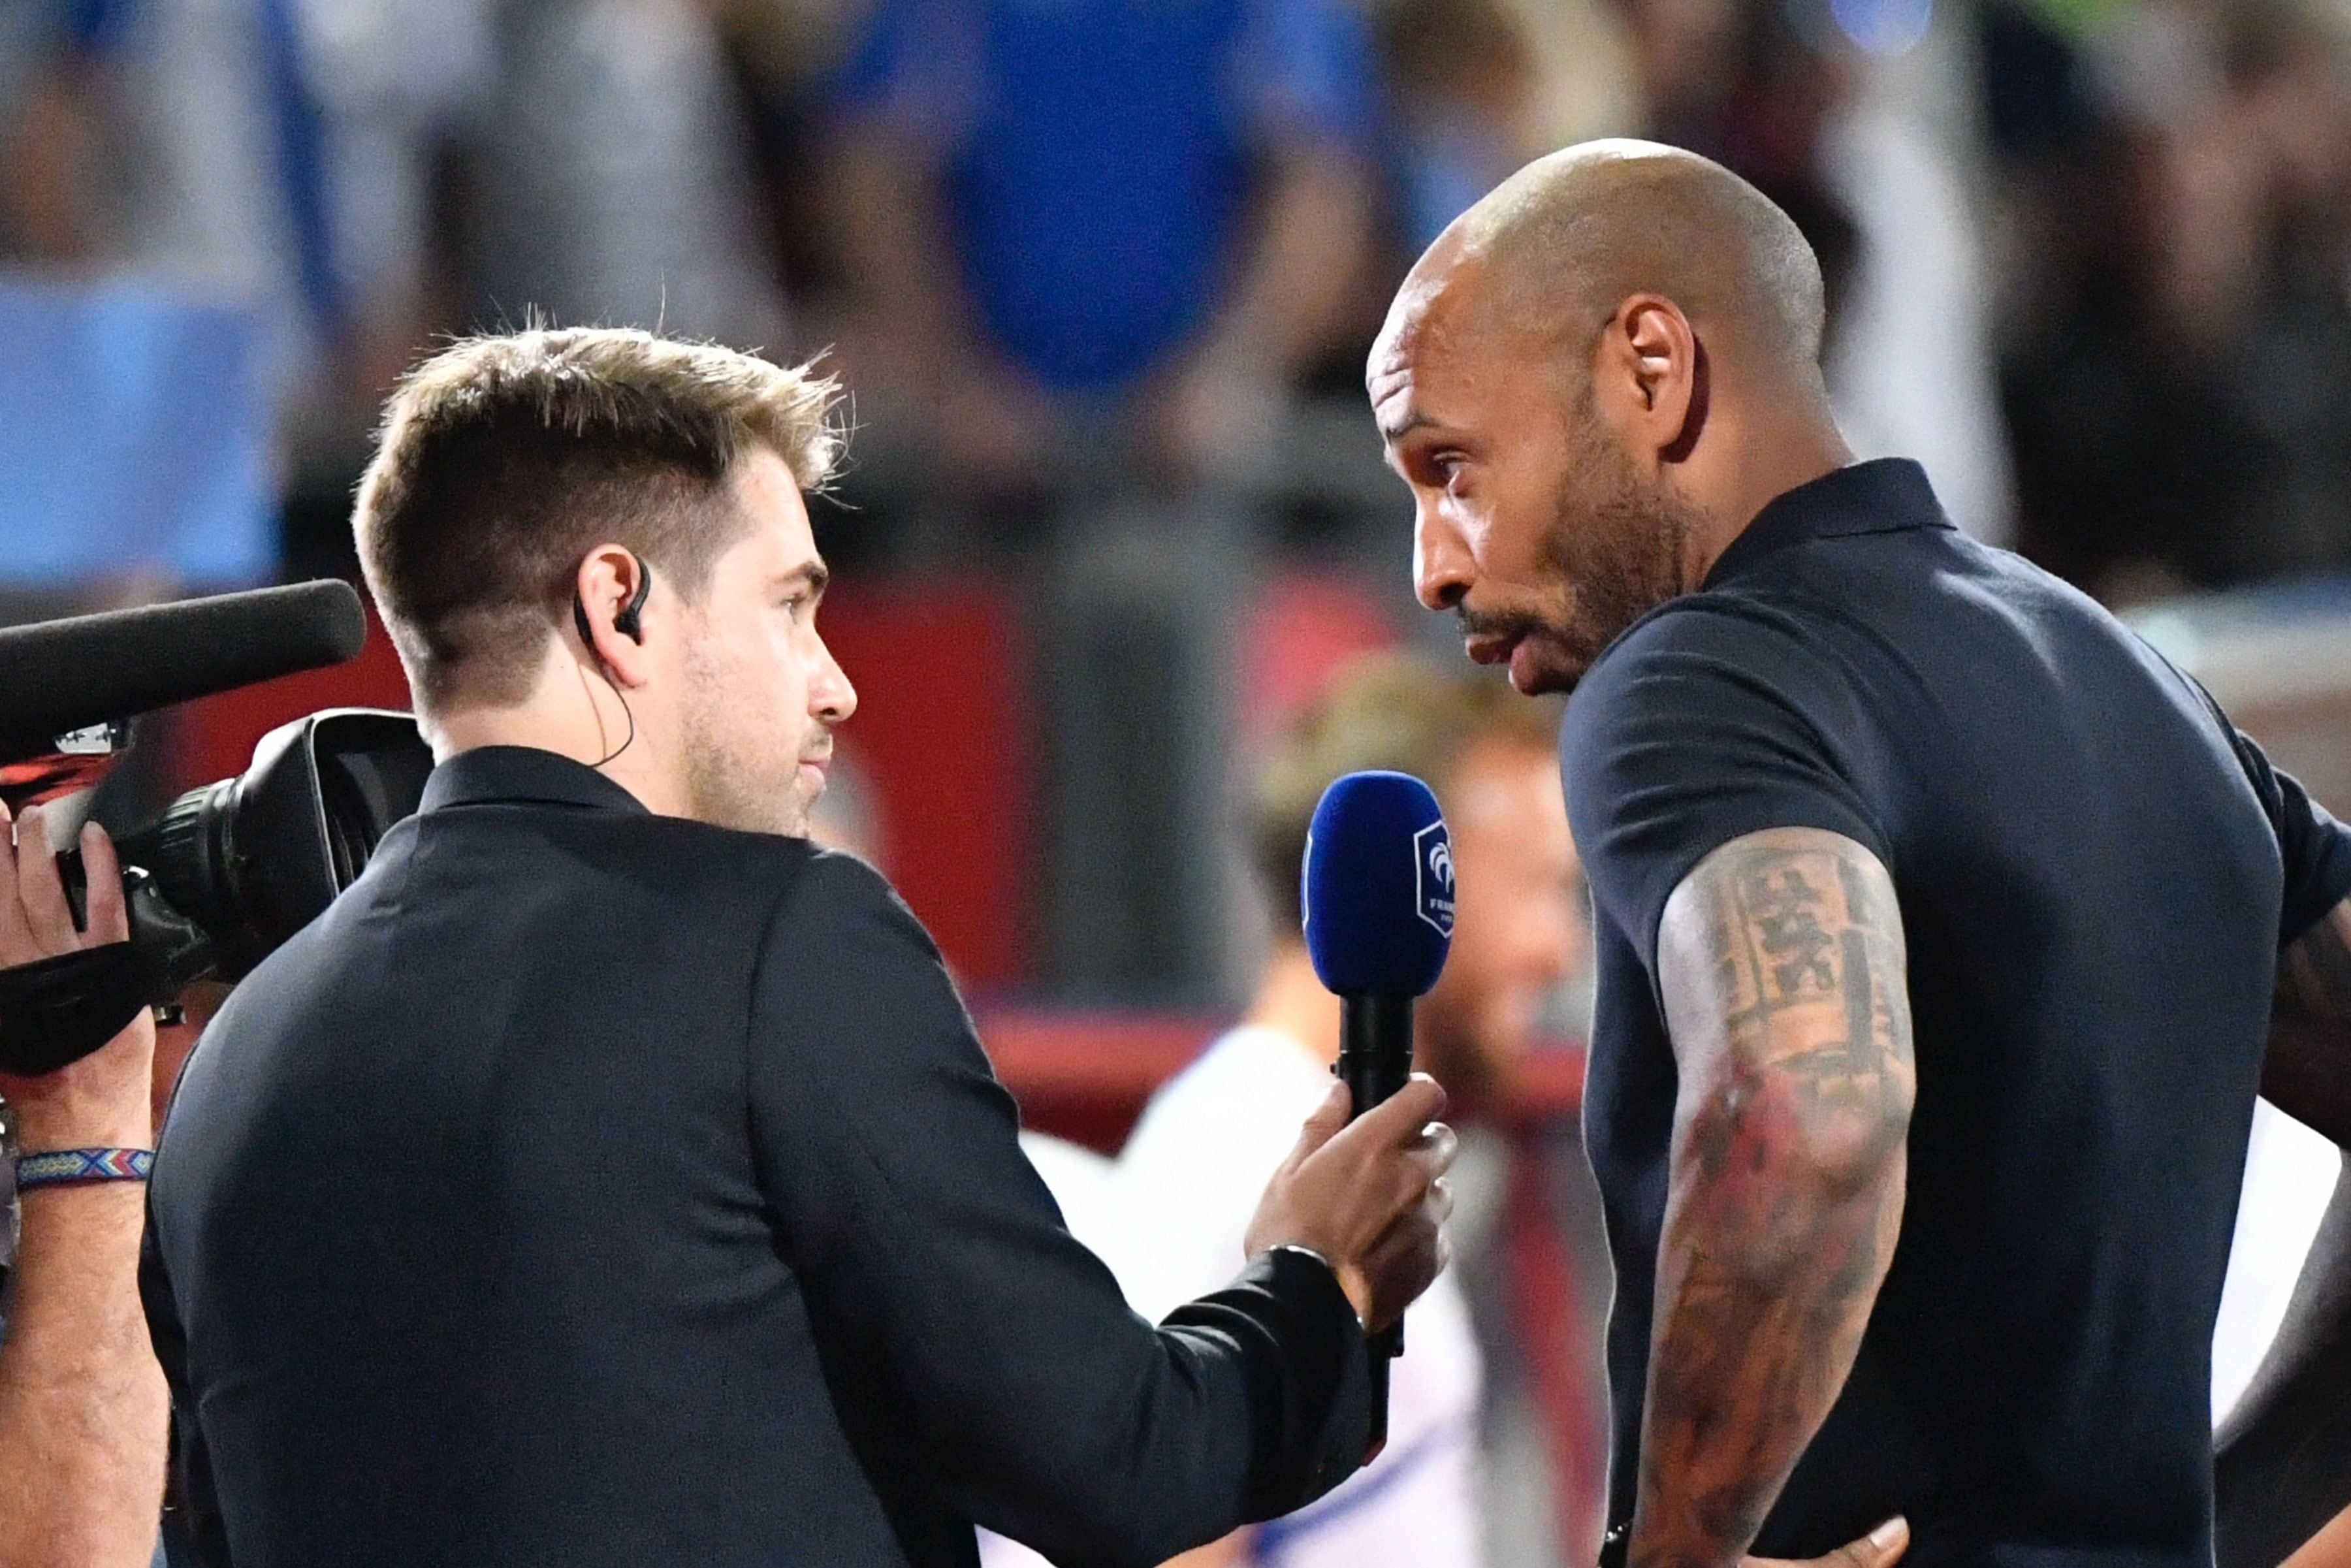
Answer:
143;327;1458;1568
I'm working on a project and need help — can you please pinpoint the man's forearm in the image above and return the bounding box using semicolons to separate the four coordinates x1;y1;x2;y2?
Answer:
1635;1123;1905;1567
0;1183;168;1568
1642;829;1915;1568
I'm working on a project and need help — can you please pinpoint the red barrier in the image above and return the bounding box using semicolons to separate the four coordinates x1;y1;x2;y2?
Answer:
819;584;1031;989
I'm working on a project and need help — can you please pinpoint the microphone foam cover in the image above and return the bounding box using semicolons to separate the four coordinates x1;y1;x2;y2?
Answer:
1302;770;1453;997
0;580;368;754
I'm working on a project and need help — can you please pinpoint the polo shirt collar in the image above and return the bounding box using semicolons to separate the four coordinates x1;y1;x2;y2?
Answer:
1703;458;1953;589
419;745;649;816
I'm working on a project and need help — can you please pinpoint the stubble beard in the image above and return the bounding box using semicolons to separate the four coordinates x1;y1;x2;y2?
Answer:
679;636;815;838
1537;426;1703;689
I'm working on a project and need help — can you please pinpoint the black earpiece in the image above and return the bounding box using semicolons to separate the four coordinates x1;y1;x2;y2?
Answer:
614;564;650;642
573;558;654;650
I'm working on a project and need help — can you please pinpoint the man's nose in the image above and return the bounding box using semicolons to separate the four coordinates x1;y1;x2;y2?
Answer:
1413;504;1471;614
812;636;857;724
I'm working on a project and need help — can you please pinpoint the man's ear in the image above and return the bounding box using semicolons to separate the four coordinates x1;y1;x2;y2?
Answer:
573;545;654;687
1590;294;1705;469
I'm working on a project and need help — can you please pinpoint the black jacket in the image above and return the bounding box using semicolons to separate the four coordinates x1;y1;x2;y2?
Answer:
144;746;1369;1567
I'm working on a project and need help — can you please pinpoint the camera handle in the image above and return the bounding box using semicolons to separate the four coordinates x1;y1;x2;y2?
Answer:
0;870;214;1076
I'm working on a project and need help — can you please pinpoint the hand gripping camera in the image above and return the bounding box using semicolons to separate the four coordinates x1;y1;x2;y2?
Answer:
0;583;431;1074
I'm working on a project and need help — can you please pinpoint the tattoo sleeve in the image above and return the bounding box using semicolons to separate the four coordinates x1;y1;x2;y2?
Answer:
1634;827;1915;1568
2270;899;2351;1148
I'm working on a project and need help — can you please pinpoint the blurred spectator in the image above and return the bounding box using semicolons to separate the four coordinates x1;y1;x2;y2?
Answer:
1371;0;1642;257
0;0;340;471
816;0;1391;1001
0;4;300;602
1607;0;2017;541
1999;0;2351;603
307;0;792;573
0;0;417;585
0;0;799;584
293;0;494;388
464;0;787;355
1817;20;2019;548
823;0;1381;511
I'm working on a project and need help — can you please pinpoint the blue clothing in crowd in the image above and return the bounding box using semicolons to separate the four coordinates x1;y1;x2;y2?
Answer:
832;0;1378;394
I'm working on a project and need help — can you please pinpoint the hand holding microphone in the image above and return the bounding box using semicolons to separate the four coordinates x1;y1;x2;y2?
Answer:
1246;770;1459;1455
1243;1072;1456;1332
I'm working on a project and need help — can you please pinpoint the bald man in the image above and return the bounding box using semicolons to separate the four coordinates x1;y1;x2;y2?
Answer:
1369;139;2351;1568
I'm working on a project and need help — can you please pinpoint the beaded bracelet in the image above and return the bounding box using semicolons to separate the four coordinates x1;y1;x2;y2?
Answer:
14;1147;153;1191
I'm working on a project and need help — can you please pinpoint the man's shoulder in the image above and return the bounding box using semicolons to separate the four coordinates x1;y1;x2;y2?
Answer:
1565;592;1844;765
455;805;882;931
1582;590;1825;690
753;846;936;965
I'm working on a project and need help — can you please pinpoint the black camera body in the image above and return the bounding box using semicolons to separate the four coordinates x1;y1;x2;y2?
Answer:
0;709;430;1076
117;709;431;982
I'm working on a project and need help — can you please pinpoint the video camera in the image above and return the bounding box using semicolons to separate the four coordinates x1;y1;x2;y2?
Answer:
0;582;431;1076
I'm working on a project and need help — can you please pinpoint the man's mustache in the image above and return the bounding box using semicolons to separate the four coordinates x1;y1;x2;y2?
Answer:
1456;605;1546;641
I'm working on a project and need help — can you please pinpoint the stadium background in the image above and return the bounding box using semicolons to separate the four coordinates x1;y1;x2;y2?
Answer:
2;0;2348;1560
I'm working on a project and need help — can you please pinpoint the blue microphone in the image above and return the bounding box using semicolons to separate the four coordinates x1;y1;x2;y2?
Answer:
1301;771;1454;1452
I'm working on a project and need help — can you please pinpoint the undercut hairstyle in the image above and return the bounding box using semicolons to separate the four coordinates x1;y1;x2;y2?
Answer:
1252;654;1564;929
353;327;842;712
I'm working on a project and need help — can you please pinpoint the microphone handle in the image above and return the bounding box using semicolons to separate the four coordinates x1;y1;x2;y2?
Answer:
1336;991;1415;1458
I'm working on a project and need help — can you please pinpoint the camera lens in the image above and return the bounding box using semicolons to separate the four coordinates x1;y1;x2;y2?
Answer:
117;777;246;963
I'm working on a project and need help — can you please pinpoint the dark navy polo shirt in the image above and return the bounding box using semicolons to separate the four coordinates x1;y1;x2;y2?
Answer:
1561;460;2351;1568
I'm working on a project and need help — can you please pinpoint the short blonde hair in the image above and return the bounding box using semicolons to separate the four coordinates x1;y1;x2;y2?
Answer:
354;327;842;711
1252;653;1563;927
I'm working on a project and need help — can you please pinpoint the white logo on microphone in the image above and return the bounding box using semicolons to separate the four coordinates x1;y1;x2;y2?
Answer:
1413;822;1456;938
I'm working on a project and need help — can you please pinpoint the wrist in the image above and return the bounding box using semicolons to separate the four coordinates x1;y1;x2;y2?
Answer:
16;1147;154;1194
1261;1243;1370;1329
10;1104;150;1152
1;1017;158;1152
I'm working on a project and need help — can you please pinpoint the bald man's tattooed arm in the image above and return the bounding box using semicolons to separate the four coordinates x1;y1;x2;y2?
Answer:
1634;828;1915;1568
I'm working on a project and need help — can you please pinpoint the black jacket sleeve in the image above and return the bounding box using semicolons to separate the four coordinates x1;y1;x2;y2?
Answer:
142;1198;229;1568
744;851;1371;1568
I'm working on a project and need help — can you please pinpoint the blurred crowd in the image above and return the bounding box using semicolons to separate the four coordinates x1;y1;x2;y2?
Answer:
5;0;2347;582
5;0;2351;997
